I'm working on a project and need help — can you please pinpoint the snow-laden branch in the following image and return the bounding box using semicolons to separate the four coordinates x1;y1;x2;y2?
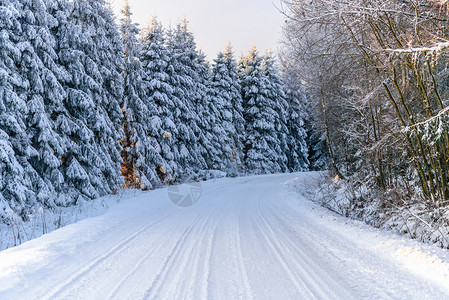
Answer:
384;42;449;54
404;105;449;132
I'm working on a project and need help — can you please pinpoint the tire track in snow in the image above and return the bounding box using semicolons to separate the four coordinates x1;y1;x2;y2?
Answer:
265;203;424;299
183;203;224;299
235;204;254;300
41;214;169;300
200;211;219;300
142;207;215;300
173;207;219;299
111;184;232;299
143;222;196;299
165;182;246;299
201;200;235;299
177;201;234;299
264;192;449;298
106;224;180;299
251;202;320;298
256;203;352;299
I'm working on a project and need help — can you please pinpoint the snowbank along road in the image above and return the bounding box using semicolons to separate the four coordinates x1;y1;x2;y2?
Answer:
1;173;449;299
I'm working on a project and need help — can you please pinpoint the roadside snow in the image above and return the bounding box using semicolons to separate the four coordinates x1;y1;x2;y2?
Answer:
0;191;133;251
0;173;448;299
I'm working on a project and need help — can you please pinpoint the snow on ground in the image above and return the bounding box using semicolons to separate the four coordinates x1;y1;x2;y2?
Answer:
0;191;130;251
0;173;449;299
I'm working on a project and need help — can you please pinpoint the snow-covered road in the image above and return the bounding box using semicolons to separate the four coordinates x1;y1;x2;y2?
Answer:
1;173;449;299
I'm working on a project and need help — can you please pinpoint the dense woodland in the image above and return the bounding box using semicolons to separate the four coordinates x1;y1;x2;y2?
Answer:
281;0;449;245
0;0;313;222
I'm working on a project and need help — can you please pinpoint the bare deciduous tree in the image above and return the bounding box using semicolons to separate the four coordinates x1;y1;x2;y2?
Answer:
281;0;449;208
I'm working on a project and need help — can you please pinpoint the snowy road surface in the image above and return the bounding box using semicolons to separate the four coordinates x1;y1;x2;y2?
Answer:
1;173;449;299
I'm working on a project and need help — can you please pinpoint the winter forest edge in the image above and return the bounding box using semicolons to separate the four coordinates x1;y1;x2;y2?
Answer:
0;0;315;225
282;0;449;248
4;0;449;250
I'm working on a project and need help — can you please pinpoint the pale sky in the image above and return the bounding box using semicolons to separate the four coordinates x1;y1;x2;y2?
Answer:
110;0;285;60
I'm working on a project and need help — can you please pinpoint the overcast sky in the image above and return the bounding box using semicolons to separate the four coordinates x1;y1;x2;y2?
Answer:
110;0;285;60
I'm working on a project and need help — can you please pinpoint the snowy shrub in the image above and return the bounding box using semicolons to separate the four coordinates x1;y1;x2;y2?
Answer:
300;173;449;249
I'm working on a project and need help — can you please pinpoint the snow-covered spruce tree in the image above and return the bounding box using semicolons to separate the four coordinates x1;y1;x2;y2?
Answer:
0;0;36;220
194;50;229;171
0;130;30;222
171;26;229;173
306;122;328;171
119;2;169;189
51;0;124;204
165;19;206;179
279;49;327;171
281;71;310;172
211;44;245;174
139;17;179;181
18;0;71;207
260;52;290;172
238;47;284;174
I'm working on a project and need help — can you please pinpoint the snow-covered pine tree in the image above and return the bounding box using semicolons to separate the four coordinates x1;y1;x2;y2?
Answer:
211;44;245;173
0;0;35;220
261;51;290;172
52;0;124;204
119;2;168;190
165;19;206;179
238;47;283;174
139;17;179;181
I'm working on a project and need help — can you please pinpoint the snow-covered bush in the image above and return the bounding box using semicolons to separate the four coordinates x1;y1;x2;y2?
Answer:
301;174;449;249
